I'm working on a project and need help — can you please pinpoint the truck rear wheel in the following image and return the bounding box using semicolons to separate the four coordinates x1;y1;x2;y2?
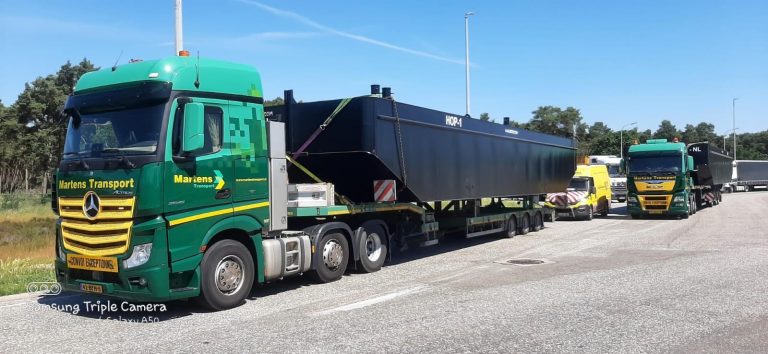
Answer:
309;232;349;283
357;226;387;273
532;212;543;232
197;239;255;311
518;215;531;235
505;218;517;238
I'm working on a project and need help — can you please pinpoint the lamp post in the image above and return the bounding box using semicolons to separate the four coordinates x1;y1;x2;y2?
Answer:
732;98;738;159
723;128;738;153
464;12;474;117
620;122;638;161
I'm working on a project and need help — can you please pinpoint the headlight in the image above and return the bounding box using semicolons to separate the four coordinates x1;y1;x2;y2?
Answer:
628;196;638;203
123;243;152;269
673;195;685;202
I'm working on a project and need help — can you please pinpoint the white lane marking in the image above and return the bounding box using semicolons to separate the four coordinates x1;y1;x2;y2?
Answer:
313;285;428;316
0;293;82;309
431;265;490;283
0;302;29;309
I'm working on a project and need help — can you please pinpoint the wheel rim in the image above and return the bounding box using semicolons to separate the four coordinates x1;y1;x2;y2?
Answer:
323;239;344;270
364;233;382;262
215;255;245;296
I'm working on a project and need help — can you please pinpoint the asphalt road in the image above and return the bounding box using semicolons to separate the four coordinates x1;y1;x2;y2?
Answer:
2;192;768;353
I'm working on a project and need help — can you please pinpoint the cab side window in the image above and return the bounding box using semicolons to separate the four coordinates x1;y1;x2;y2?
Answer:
173;104;223;156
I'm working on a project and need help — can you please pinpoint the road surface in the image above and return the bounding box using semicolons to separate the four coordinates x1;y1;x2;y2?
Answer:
2;192;767;353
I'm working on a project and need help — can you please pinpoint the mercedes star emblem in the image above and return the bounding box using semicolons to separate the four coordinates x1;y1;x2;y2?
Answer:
82;191;101;220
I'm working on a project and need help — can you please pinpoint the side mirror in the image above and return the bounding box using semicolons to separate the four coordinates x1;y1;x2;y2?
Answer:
620;159;626;174
687;156;695;171
182;103;205;153
590;186;596;194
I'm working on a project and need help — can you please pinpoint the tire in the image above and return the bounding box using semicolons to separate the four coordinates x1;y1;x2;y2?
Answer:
586;206;594;221
505;218;517;238
196;239;255;311
532;212;543;232
518;215;530;235
309;232;349;283
600;201;609;217
630;214;640;219
356;226;387;273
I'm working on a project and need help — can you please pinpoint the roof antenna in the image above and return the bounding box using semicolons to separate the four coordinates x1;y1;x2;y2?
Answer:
194;51;200;88
111;50;124;72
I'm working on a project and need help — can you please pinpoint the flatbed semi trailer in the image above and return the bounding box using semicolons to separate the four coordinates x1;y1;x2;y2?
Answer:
53;56;576;310
734;160;768;191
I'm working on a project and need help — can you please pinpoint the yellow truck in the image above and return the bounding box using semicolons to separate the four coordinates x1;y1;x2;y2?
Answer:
545;164;612;220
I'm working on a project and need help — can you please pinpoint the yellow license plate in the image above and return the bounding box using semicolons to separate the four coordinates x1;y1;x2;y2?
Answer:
80;283;103;293
67;254;119;273
648;210;663;214
645;200;667;205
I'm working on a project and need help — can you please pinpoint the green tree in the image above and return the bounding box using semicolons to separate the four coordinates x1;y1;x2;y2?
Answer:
1;59;98;193
528;106;587;139
479;112;491;121
264;97;284;107
652;120;680;141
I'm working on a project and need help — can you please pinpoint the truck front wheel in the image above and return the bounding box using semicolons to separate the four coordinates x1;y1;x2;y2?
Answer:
197;239;255;311
310;233;349;283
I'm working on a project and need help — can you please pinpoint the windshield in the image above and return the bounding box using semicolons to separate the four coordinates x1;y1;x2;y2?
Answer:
63;104;165;157
628;155;681;176
568;178;590;191
607;165;621;177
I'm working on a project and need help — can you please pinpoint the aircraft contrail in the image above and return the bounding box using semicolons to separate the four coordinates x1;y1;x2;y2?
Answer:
237;0;465;65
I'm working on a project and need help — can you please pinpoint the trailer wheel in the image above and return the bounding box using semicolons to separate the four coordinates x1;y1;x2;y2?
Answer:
518;215;530;235
532;212;543;232
196;239;255;311
505;218;517;238
356;225;387;273
309;232;349;283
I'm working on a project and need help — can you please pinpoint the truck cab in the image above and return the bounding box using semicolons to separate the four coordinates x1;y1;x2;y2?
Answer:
625;139;695;219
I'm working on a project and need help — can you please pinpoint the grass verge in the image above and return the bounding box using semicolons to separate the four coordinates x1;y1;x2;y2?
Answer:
0;194;56;296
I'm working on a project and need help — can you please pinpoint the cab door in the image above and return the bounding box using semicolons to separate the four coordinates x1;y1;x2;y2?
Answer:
227;101;269;204
164;97;234;260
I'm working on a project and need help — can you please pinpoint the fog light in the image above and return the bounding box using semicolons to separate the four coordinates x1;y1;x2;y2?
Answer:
124;243;152;269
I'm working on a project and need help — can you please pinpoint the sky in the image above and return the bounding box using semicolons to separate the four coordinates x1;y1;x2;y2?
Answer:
0;0;766;134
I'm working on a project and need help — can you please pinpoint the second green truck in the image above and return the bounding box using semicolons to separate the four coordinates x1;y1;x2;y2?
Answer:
625;139;732;219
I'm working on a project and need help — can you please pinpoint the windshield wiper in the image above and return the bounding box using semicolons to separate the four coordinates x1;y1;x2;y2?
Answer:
653;171;677;176
630;171;651;176
64;151;90;170
100;148;136;169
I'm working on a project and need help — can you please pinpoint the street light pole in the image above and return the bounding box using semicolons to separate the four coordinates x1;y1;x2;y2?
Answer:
723;128;737;152
175;0;183;55
464;12;474;117
620;122;638;161
732;98;738;160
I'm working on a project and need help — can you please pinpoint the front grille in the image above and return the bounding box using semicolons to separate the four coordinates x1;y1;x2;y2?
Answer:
639;195;671;211
59;196;135;256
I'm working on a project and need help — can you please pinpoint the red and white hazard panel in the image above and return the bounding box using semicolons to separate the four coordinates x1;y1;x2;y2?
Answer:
373;180;397;202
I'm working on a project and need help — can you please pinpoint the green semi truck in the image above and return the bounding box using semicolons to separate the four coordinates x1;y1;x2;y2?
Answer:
53;55;576;310
625;139;731;219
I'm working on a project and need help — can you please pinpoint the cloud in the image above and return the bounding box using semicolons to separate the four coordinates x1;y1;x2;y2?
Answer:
236;0;465;65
